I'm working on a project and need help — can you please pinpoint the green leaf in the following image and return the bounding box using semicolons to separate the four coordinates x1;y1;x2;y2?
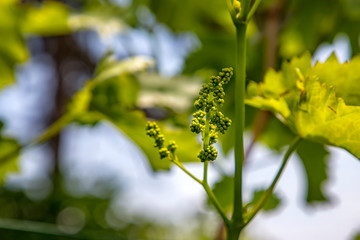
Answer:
246;53;360;160
210;176;233;211
296;140;330;203
249;189;281;212
245;96;290;119
260;116;295;152
21;1;70;36
68;53;154;117
0;137;21;185
312;54;360;106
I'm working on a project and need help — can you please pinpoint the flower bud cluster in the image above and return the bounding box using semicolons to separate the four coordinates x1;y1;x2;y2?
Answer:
198;145;218;162
146;121;177;159
211;111;232;134
190;110;206;134
190;68;233;162
194;67;233;112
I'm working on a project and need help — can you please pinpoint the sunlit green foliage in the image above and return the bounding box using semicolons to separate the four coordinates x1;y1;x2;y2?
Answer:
246;53;360;159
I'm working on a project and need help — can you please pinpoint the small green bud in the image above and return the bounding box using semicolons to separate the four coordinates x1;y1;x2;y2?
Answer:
146;121;177;160
154;134;165;148
167;140;178;154
198;145;218;162
159;148;170;159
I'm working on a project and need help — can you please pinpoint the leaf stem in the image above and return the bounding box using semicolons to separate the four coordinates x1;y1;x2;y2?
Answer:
246;0;263;21
244;136;302;226
172;158;203;185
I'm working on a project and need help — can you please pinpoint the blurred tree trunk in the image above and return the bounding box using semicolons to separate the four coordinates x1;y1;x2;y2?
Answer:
43;34;95;221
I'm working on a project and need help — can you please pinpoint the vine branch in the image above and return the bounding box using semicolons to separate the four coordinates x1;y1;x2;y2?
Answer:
231;22;247;229
244;136;302;226
172;158;203;185
172;158;230;227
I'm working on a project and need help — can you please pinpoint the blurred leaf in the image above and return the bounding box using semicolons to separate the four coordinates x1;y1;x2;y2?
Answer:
0;59;16;90
249;189;282;212
353;232;360;240
90;74;141;118
162;126;201;163
0;1;71;90
68;11;128;38
296;140;330;203
140;0;233;34
104;112;173;171
63;53;200;170
210;176;233;211
137;72;202;113
246;53;360;160
184;34;235;73
278;0;360;56
22;1;70;36
260;116;295;152
0;137;20;185
219;106;257;156
94;53;155;82
0;1;28;90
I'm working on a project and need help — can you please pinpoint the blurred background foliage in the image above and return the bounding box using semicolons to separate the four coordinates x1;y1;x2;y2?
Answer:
0;0;360;239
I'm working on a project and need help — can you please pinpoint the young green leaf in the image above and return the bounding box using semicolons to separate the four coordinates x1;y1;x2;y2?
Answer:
249;189;282;212
210;176;234;211
246;53;360;160
296;140;330;203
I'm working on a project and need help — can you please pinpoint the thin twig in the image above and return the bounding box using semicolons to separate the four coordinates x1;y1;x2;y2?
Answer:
172;158;202;185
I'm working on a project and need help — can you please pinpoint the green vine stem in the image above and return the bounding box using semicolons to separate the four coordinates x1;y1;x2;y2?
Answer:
229;0;264;238
231;22;247;235
244;136;302;226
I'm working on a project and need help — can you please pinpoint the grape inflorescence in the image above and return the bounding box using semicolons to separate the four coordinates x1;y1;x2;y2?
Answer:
145;67;233;163
146;122;177;160
190;67;233;162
